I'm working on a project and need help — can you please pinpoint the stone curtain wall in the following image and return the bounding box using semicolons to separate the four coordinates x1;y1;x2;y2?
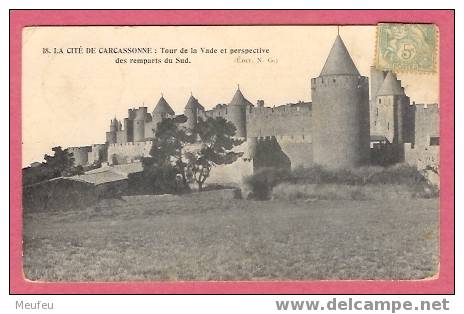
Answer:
87;144;107;165
67;146;92;166
204;141;254;187
246;103;312;138
404;104;439;176
278;139;313;169
413;104;439;147
405;144;439;170
108;141;153;165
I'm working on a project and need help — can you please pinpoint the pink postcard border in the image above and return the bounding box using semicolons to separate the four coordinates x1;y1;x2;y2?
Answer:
9;9;455;294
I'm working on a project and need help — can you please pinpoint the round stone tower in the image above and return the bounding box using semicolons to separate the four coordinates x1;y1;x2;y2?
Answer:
152;95;175;132
311;35;370;169
107;118;118;144
228;87;252;138
133;107;147;142
184;94;201;130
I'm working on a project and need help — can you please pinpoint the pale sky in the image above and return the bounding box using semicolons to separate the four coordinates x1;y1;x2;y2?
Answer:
22;26;439;166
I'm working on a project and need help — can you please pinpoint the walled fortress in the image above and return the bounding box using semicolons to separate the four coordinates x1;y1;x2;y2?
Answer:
67;35;439;184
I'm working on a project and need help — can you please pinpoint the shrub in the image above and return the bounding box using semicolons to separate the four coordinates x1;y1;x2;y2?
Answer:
243;167;291;200
271;183;430;201
246;164;434;200
128;164;179;195
361;164;427;185
272;183;363;201
290;164;427;186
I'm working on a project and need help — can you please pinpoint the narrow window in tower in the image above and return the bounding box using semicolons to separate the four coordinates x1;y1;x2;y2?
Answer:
379;98;382;104
387;122;390;130
376;108;379;116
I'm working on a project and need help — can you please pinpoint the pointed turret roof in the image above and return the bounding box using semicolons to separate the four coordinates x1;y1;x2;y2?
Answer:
111;117;118;125
185;95;204;110
320;35;360;76
153;96;175;115
229;87;253;107
376;72;404;96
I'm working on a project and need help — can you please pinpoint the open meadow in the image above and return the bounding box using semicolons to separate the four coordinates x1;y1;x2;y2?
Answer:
23;191;439;281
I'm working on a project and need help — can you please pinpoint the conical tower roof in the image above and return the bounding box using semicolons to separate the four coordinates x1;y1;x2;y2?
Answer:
320;35;360;76
185;95;204;110
153;96;175;115
376;72;404;96
111;117;118;126
229;87;253;107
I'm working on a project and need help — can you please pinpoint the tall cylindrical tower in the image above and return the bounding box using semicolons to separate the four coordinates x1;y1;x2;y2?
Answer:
184;95;199;131
133;107;147;142
106;118;118;144
311;35;370;169
123;117;133;142
228;87;251;138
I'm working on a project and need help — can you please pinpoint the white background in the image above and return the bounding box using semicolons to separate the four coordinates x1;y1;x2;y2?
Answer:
1;1;461;313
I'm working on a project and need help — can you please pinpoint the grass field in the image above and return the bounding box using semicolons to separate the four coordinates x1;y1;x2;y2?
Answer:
23;192;439;281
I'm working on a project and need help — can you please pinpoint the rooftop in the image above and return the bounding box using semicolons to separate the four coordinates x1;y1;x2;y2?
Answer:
320;35;360;76
377;72;404;96
229;88;253;107
153;96;175;115
185;95;204;110
68;162;144;185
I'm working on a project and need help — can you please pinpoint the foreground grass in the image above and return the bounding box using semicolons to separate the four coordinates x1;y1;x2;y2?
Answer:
23;193;439;281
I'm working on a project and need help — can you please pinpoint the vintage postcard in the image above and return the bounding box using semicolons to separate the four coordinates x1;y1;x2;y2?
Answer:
10;10;454;294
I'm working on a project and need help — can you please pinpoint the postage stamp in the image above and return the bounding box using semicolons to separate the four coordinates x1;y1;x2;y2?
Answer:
375;23;438;73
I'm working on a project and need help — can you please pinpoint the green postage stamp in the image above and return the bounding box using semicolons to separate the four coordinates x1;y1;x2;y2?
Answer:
375;23;438;73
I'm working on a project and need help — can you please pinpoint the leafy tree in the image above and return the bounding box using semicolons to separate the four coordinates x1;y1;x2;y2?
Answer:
22;146;81;186
138;156;178;194
144;119;195;191
22;164;55;186
143;117;243;193
185;117;243;191
44;146;76;177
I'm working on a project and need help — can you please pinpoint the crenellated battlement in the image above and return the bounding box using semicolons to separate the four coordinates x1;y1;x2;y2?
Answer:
107;140;153;165
133;107;148;120
108;141;153;148
311;75;368;90
246;102;312;139
248;102;311;119
413;103;439;113
203;104;229;118
254;134;312;144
